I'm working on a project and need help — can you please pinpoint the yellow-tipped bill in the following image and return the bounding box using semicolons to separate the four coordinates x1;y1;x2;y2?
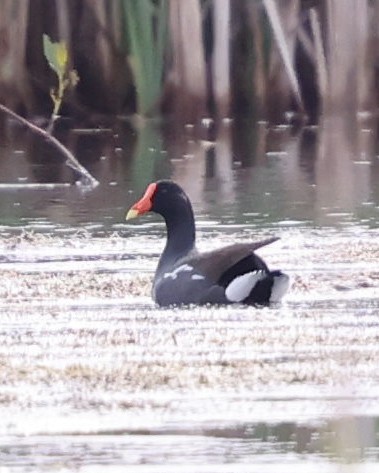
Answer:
125;183;157;221
125;208;139;220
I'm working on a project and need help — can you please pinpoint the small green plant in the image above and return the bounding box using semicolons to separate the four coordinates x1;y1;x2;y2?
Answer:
0;34;100;189
43;34;79;124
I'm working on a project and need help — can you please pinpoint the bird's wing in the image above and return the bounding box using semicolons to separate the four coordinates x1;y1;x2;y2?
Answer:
186;237;280;283
153;265;228;306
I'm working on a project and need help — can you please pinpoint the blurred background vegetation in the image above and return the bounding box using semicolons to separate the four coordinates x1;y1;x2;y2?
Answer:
0;0;377;127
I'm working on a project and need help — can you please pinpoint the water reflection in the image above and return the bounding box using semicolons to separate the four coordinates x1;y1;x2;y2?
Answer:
315;116;373;223
0;116;378;230
1;117;379;472
1;418;378;469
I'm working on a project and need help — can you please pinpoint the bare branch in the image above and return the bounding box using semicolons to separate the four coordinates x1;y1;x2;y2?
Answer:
0;103;99;190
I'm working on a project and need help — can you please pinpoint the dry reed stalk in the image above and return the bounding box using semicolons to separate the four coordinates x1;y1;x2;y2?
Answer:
86;0;112;82
263;0;304;115
55;0;71;46
75;0;130;113
0;0;31;110
212;0;231;118
168;0;207;123
325;0;352;110
297;21;316;63
310;8;327;101
247;2;267;114
325;0;371;114
110;0;122;48
355;0;372;112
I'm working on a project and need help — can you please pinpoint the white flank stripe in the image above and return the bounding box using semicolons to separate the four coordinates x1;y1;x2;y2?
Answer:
270;274;290;302
225;270;266;302
163;264;193;280
191;274;205;280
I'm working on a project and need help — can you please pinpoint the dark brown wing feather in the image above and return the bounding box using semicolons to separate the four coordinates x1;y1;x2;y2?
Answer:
184;237;279;282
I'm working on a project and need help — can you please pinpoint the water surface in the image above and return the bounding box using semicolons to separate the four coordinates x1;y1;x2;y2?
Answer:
0;117;378;472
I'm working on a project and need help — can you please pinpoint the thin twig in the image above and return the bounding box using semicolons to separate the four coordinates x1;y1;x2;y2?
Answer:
46;114;58;135
0;103;99;189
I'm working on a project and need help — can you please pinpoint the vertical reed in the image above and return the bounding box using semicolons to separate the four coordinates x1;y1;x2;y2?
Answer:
212;0;231;118
325;0;358;112
0;0;31;110
121;0;168;116
0;0;377;122
247;1;267;115
263;0;303;112
263;0;302;120
167;0;207;123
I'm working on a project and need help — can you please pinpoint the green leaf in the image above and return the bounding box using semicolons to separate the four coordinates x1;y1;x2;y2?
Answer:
56;42;68;69
43;34;67;77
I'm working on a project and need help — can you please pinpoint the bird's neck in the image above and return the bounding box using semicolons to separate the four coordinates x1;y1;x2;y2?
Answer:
157;201;196;275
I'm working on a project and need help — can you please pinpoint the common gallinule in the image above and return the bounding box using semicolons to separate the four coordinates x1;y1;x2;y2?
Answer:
126;180;289;306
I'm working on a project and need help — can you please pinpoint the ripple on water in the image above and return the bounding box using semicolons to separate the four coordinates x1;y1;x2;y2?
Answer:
0;226;378;470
